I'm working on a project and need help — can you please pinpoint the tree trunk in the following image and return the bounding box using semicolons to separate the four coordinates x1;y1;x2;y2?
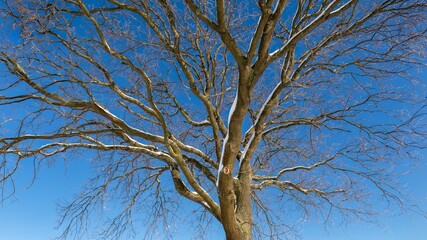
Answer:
218;69;254;240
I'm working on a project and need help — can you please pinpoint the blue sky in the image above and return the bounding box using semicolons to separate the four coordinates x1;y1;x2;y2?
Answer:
302;159;427;240
0;150;426;239
1;1;427;240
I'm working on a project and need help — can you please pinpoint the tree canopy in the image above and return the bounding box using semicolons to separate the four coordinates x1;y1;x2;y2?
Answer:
0;0;426;239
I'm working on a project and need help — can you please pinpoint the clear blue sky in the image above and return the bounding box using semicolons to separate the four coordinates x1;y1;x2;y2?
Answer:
0;150;426;239
0;1;426;239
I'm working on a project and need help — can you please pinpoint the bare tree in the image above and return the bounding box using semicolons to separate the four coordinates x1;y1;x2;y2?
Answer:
0;0;426;239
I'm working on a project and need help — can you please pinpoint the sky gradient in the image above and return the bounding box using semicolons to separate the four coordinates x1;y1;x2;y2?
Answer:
1;151;426;239
1;1;426;239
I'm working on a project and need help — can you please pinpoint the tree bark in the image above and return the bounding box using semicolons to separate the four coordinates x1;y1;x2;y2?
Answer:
218;69;253;240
